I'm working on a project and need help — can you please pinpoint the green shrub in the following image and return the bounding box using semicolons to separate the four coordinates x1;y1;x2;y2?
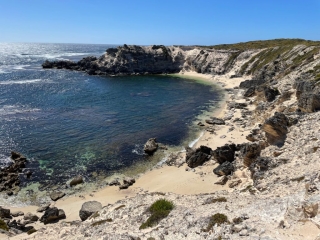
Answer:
139;199;174;229
204;213;229;232
0;219;9;231
232;217;243;224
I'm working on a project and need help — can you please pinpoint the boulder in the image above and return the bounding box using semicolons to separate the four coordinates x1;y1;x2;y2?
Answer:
11;211;24;217
108;179;121;186
36;204;50;213
143;138;158;155
70;175;84;187
205;117;225;125
0;207;10;218
40;207;65;224
119;177;136;190
298;93;320;112
228;102;248;109
239;143;261;167
263;87;279;102
262;112;289;146
50;191;65;201
23;212;39;222
185;146;212;168
79;201;102;221
243;87;256;97
213;162;234;176
212;144;237;164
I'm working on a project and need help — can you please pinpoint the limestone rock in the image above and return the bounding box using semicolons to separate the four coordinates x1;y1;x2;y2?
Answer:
79;201;102;221
50;191;66;201
11;211;24;217
185;146;212;168
40;207;66;224
23;212;39;222
70;175;84;187
205;117;225;125
214;176;228;185
212;144;237;164
36;204;50;213
262;112;289;146
213;162;234;176
144;138;158;155
109;179;121;186
239;143;261;167
0;206;10;218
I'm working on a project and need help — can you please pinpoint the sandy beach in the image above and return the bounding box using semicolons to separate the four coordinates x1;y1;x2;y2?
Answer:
3;71;251;223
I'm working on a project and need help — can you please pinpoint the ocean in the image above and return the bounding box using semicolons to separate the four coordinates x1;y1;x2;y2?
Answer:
0;43;222;190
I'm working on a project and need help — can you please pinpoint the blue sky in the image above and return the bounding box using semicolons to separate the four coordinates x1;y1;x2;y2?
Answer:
0;0;319;45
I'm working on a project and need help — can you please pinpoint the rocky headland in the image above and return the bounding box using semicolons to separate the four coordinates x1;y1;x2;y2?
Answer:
1;39;320;239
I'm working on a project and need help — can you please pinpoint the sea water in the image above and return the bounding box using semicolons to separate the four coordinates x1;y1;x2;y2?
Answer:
0;43;223;189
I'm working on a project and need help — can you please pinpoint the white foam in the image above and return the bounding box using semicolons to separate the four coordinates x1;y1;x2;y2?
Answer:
41;52;88;59
0;79;47;85
188;131;204;148
0;105;40;116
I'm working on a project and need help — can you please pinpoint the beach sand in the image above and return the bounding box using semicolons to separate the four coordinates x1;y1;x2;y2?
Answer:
4;71;252;230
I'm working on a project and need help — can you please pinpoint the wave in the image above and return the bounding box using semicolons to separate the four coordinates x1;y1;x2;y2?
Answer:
0;79;49;85
188;131;204;148
0;64;31;73
0;105;40;116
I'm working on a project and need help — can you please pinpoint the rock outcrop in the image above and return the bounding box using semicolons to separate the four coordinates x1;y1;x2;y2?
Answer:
0;151;28;195
212;144;237;164
262;112;289;146
69;175;84;187
79;201;102;221
143;138;158;155
185;146;213;168
40;207;66;224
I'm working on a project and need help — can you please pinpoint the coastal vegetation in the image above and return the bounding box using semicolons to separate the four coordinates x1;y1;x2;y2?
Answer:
204;213;229;232
139;199;174;229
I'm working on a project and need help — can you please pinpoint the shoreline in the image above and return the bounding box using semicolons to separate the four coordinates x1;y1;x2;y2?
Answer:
5;71;251;224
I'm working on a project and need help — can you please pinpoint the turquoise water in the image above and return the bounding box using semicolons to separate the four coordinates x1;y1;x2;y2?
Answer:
0;43;222;188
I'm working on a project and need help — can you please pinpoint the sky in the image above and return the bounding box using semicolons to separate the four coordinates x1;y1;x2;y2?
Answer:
0;0;319;45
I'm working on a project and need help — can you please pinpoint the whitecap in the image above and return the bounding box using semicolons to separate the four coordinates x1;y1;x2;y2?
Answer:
0;79;49;85
0;105;40;116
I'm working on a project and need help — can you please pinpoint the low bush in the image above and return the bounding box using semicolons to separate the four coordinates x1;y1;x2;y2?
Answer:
0;219;9;231
204;213;229;232
139;199;174;230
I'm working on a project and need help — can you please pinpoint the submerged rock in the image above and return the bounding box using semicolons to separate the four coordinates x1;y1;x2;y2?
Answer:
144;138;158;155
70;175;84;187
79;201;102;221
185;146;212;168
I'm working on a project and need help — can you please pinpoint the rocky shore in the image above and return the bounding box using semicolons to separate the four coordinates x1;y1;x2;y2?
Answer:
1;39;320;239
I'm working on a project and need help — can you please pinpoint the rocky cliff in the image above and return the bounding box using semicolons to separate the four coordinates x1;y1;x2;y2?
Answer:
8;39;319;239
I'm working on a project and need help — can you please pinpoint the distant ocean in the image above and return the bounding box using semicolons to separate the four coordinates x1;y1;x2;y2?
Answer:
0;43;222;189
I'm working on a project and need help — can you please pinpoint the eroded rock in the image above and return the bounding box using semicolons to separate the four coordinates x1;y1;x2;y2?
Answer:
185;146;212;168
79;201;102;221
144;138;158;155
